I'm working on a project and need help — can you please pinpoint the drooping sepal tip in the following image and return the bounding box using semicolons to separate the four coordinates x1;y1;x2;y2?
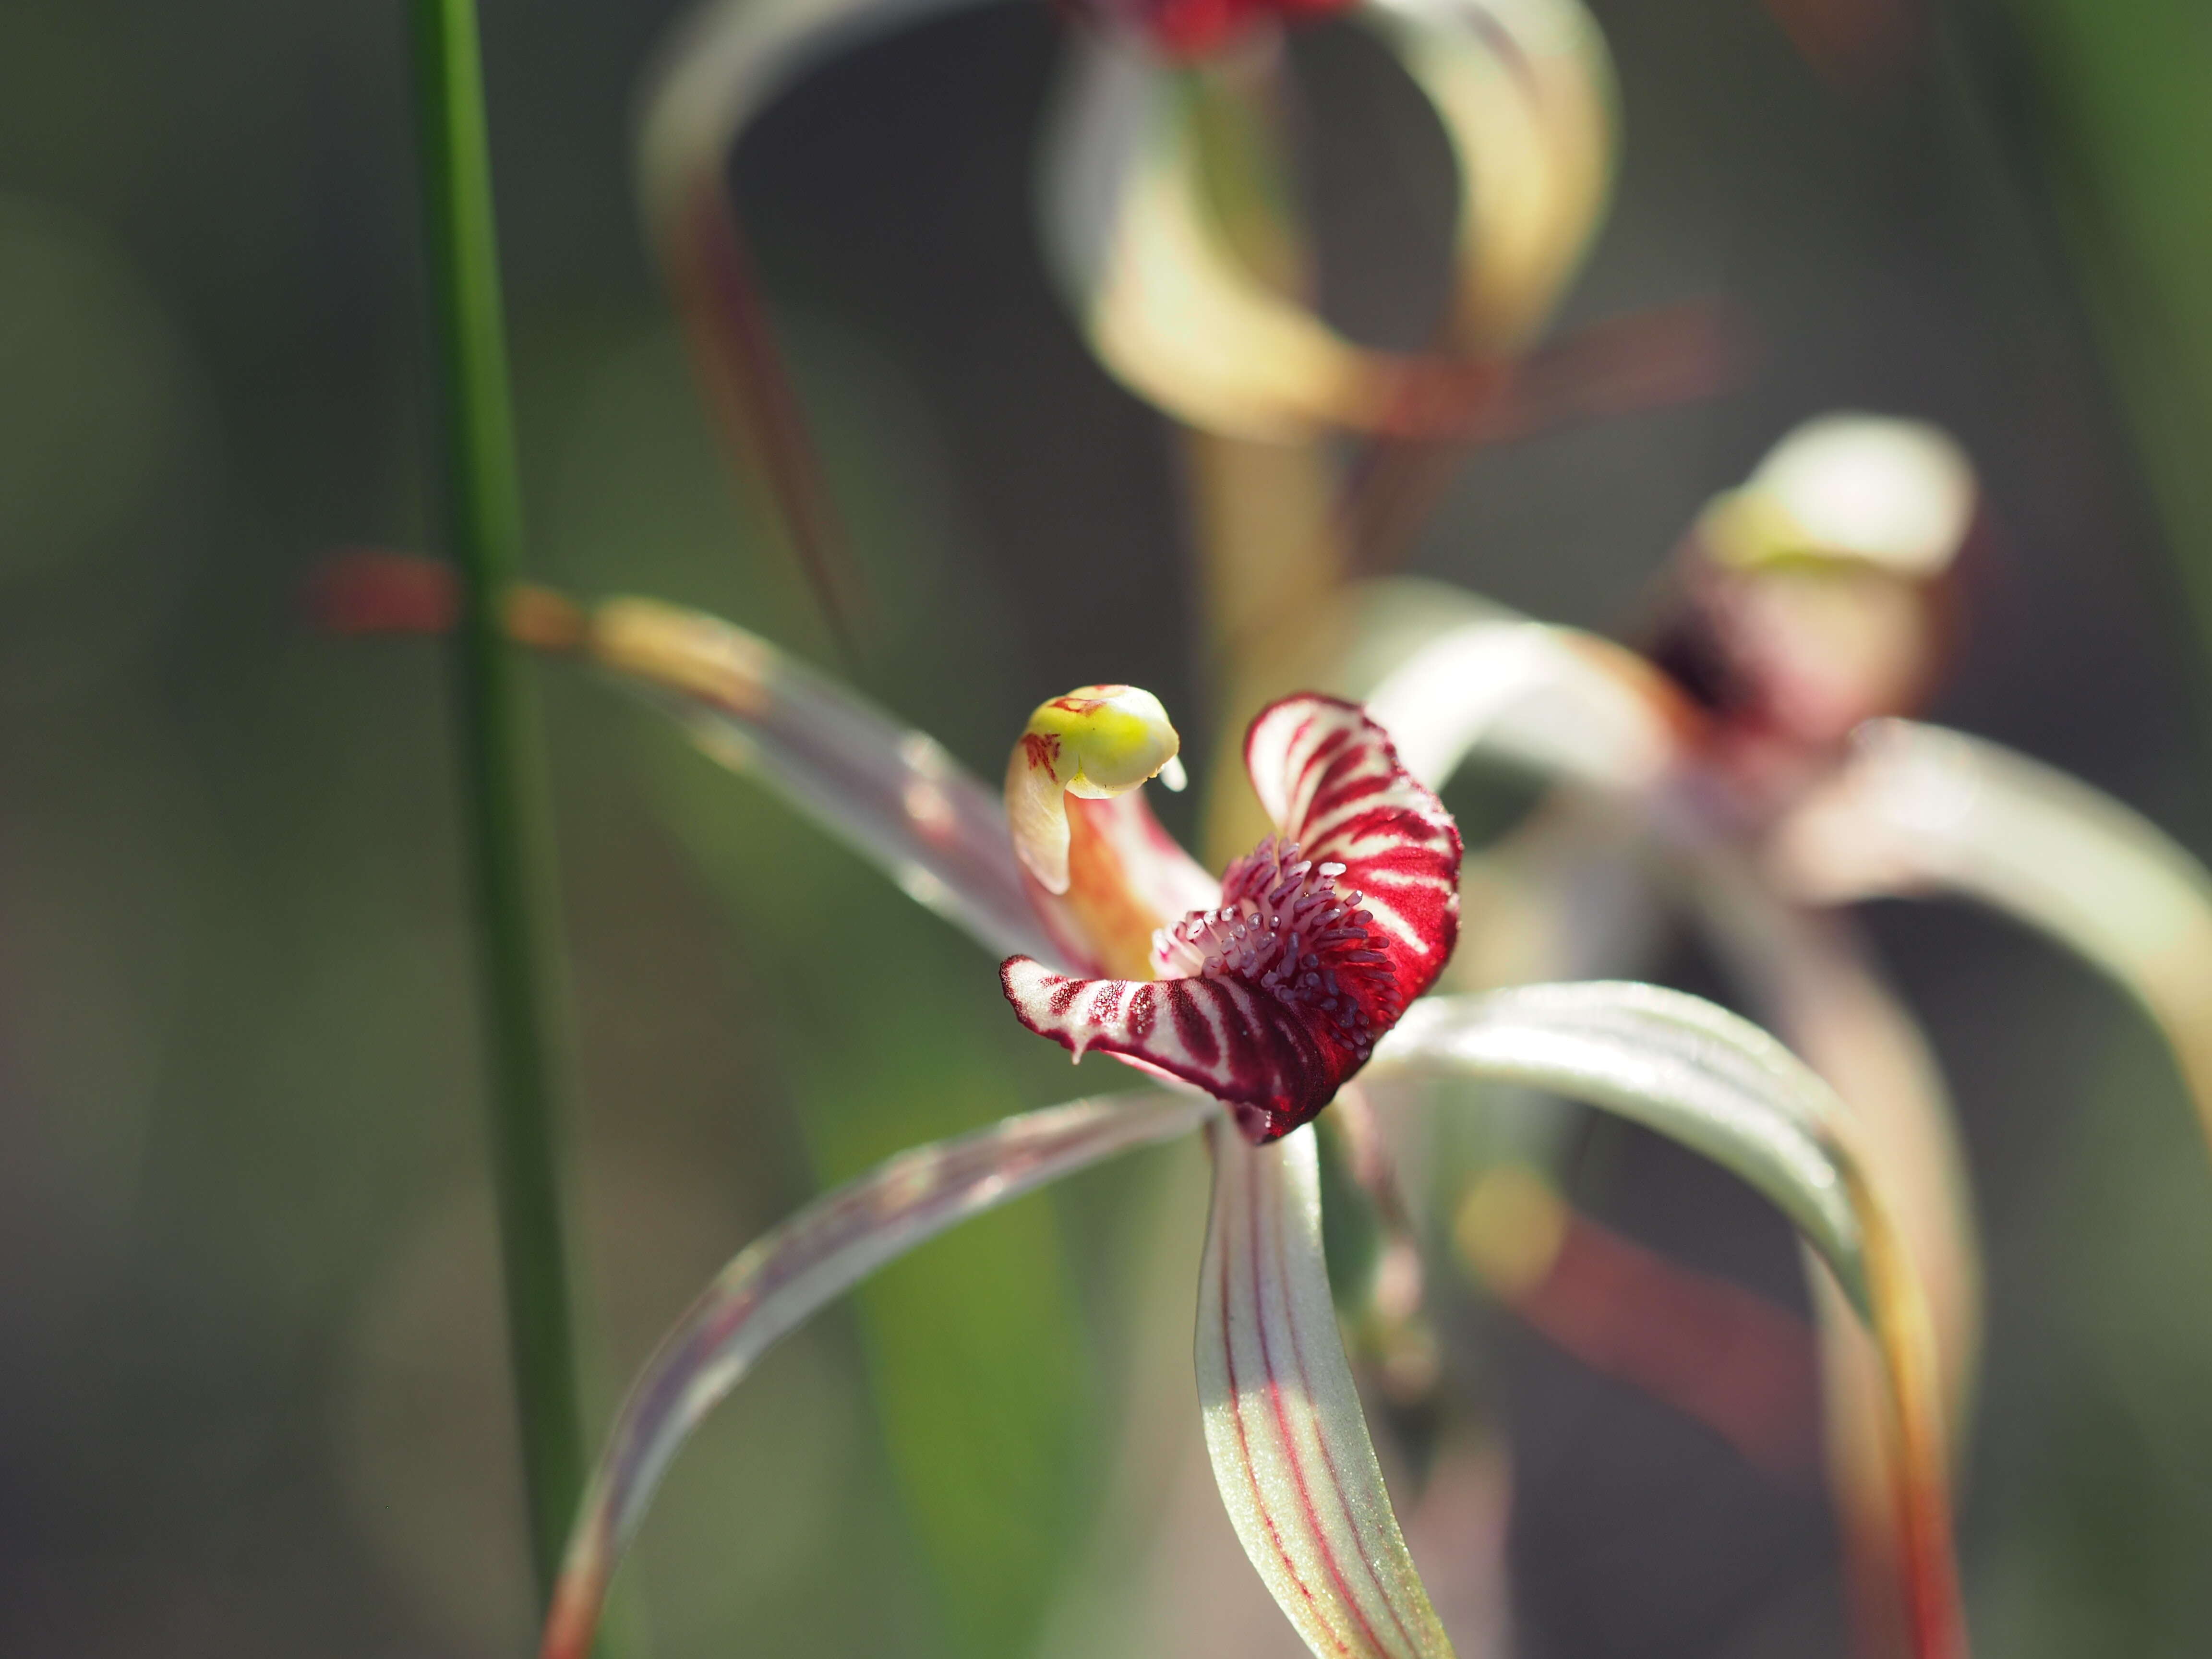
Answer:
303;549;588;651
1007;684;1183;894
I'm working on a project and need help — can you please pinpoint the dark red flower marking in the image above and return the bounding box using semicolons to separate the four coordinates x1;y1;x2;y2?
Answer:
1048;686;1128;713
1002;695;1460;1142
1070;0;1353;59
1020;730;1063;775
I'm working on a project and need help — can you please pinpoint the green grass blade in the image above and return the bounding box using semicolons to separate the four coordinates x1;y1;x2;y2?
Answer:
409;0;590;1601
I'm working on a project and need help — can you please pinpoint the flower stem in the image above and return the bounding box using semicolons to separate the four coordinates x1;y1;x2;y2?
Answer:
409;0;589;1602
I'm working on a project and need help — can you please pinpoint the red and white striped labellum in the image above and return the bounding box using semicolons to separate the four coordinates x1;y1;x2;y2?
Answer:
1003;693;1462;1143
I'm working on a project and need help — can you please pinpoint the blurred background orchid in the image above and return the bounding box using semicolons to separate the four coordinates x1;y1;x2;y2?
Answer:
10;0;2212;1658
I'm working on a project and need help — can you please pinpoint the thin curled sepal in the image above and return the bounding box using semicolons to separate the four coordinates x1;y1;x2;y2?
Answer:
306;561;1066;964
536;1090;1212;1659
1771;717;2212;1149
1376;983;1865;1295
1348;579;1695;794
638;0;1004;640
1003;695;1461;1142
586;596;1060;963
1197;1120;1457;1659
1038;0;1616;439
1367;982;1969;1659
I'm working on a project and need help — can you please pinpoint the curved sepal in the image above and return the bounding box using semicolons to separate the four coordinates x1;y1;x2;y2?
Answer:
1037;0;1615;439
1197;1120;1456;1659
538;1090;1212;1659
1371;983;1969;1659
585;597;1060;963
1038;39;1372;440
1687;854;1983;1649
1358;0;1615;351
1353;596;1695;794
1689;857;1981;1421
639;0;1003;637
1380;984;1864;1273
1769;718;2212;1160
639;0;996;233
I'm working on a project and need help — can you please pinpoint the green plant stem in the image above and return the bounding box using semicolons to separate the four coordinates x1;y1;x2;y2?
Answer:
409;0;589;1603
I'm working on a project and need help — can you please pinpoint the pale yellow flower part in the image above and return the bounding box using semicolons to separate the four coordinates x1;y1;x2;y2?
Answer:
1701;413;1978;577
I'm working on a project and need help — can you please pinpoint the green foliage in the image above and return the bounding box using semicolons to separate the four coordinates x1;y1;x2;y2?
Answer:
1975;1016;2212;1656
409;0;591;1602
1998;0;2212;669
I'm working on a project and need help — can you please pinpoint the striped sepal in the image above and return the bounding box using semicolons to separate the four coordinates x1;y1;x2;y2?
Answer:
538;1091;1210;1659
1196;1121;1456;1659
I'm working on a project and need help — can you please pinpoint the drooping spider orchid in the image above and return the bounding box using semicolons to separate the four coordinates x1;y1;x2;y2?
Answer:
308;553;1972;1659
1325;410;2212;1656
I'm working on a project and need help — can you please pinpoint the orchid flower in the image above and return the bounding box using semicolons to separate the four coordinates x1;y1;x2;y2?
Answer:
637;0;1659;634
646;0;1614;438
1330;422;1983;1654
327;570;1970;1659
1337;409;2212;1652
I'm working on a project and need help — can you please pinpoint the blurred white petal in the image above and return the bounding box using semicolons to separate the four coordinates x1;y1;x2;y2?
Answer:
1348;578;1686;794
1771;718;2212;1149
1359;0;1615;349
1037;0;1615;439
1700;414;1977;577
